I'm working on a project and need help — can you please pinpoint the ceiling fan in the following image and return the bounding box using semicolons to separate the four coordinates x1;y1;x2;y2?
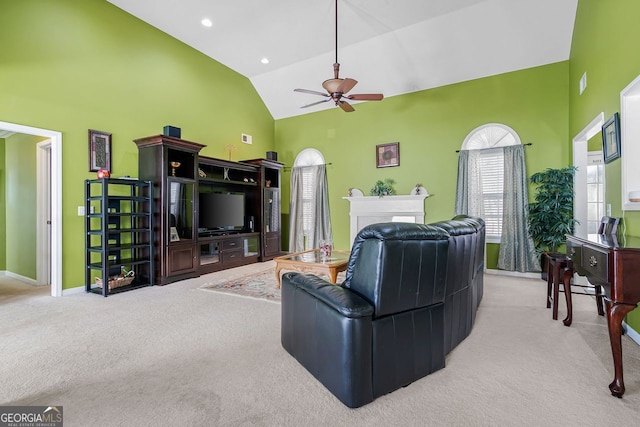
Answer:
294;0;384;112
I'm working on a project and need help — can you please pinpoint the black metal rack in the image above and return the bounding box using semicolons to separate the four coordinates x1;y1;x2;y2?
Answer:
85;178;153;296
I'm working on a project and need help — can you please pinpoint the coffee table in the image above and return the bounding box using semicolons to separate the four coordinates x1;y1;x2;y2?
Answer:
274;249;350;288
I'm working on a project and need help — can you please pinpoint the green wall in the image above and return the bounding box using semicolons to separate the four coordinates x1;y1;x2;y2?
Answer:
570;0;640;330
4;0;637;300
0;0;275;289
4;134;41;279
0;138;5;271
275;61;571;268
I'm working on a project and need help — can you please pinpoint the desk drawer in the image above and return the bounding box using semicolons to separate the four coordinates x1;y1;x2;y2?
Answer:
222;238;242;251
222;248;243;264
566;239;581;264
581;244;609;283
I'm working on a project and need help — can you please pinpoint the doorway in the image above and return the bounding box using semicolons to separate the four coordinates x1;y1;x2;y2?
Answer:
572;112;605;237
36;140;52;286
0;121;62;297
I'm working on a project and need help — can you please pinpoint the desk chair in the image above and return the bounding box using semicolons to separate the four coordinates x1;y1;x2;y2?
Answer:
546;216;620;326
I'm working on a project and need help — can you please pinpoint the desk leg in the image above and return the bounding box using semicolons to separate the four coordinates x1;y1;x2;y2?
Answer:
562;268;573;327
275;264;283;289
552;262;561;320
546;257;553;309
606;300;636;398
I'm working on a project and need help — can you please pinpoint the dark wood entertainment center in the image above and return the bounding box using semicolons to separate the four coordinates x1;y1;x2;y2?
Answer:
134;134;283;285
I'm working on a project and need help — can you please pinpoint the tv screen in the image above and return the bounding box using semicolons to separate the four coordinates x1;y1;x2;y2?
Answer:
199;192;245;231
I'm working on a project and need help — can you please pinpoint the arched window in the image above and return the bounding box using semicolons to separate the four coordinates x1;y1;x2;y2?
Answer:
294;148;325;167
290;149;332;252
459;124;521;241
456;123;538;272
294;149;325;245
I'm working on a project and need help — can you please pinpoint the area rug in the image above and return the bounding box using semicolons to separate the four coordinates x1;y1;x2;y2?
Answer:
198;269;281;302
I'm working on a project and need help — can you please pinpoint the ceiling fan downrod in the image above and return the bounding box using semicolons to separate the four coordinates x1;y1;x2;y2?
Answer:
333;0;339;77
293;0;383;112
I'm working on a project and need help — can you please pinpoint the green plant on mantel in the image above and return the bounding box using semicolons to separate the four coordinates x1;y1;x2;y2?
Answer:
370;178;396;197
527;166;577;254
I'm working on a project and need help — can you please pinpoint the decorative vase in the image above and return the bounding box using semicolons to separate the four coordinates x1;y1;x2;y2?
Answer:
170;161;181;176
97;169;110;179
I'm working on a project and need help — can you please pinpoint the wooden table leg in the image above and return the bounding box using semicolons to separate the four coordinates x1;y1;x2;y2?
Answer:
562;267;573;326
552;261;561;320
606;300;637;398
546;256;553;309
275;264;283;289
328;268;338;284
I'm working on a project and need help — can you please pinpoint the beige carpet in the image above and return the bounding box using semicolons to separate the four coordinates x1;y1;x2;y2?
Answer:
2;267;640;426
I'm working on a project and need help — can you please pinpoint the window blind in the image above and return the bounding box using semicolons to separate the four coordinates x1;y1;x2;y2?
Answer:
302;168;314;235
479;151;504;237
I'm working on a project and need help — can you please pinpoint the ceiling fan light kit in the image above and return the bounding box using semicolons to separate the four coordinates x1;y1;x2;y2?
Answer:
294;0;383;113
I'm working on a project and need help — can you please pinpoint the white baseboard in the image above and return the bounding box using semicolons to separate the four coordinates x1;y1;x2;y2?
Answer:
623;321;640;346
485;268;540;280
62;286;85;296
4;271;38;285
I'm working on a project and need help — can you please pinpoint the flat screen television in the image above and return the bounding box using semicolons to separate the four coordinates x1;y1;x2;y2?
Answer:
199;192;245;231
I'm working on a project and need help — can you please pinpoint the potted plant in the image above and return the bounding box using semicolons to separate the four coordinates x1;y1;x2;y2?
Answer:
527;166;577;277
370;178;396;197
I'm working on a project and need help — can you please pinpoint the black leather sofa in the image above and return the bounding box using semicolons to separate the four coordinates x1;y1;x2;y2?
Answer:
281;215;485;408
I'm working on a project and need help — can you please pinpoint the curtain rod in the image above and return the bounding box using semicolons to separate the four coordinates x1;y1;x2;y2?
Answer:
455;142;532;153
283;162;332;171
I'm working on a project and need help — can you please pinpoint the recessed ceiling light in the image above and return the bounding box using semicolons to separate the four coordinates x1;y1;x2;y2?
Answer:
261;58;269;64
201;18;213;27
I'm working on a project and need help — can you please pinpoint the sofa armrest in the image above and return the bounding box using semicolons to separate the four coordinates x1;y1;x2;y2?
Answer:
283;272;374;318
281;271;375;407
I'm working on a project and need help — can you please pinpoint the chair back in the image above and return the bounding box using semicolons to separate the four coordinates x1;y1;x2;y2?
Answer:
597;216;620;235
343;222;450;318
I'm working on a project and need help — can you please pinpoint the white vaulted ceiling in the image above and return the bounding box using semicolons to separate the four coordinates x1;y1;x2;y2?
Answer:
107;0;578;119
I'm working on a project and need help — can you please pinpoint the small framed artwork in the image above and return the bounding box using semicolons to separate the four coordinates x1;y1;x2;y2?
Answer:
169;227;180;242
602;113;621;164
376;142;400;168
88;129;112;172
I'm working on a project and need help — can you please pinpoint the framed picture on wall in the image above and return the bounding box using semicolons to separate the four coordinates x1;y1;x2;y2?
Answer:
376;142;400;168
88;129;112;172
602;113;621;164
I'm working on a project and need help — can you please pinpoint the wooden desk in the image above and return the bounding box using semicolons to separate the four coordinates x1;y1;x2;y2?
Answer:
566;233;640;397
274;249;350;289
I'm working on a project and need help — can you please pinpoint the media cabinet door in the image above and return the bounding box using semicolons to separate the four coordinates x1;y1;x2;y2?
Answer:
167;244;197;277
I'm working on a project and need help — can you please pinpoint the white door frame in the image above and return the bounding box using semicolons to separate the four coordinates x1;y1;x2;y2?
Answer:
0;121;62;297
572;112;605;237
36;139;52;287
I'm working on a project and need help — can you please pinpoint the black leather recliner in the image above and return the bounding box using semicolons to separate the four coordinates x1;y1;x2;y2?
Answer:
281;216;485;408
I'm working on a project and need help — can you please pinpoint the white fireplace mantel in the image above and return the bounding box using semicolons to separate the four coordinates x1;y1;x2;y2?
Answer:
342;195;429;247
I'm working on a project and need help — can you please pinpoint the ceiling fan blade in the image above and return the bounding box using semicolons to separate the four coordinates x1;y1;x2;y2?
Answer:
294;88;329;97
338;100;355;112
301;99;331;109
337;78;357;94
347;93;384;101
